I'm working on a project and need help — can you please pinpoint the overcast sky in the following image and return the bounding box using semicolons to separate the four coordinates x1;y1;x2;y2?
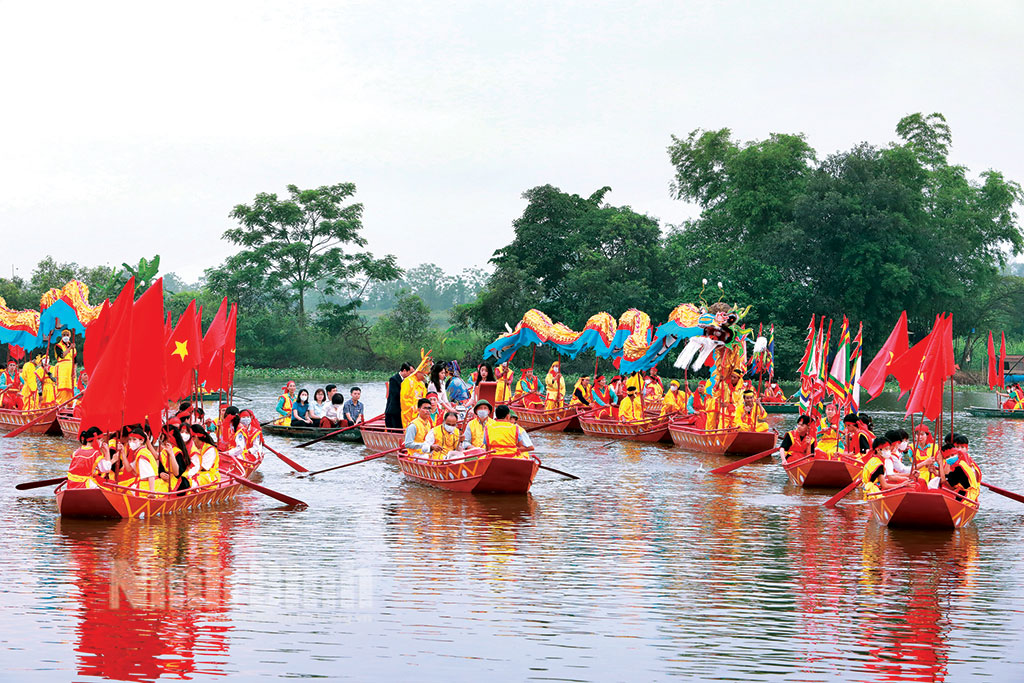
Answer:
1;0;1021;284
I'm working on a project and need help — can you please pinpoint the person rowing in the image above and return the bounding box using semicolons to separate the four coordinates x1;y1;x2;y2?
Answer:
483;405;535;458
861;435;911;492
779;414;815;462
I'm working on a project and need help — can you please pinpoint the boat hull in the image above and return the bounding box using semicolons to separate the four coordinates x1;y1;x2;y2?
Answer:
0;406;62;435
866;487;979;529
783;450;862;488
514;405;582;432
55;453;263;519
58;412;80;440
763;403;798;414
965;407;1024;419
578;414;672;443
396;452;538;494
263;423;363;443
668;423;777;455
359;422;404;452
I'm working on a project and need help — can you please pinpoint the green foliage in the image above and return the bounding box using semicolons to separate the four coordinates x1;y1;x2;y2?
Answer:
217;183;401;321
461;184;669;332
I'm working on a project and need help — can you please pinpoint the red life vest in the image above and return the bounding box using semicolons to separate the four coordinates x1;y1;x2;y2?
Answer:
786;430;815;458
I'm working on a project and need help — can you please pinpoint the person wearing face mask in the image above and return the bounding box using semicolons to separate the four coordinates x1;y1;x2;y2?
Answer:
218;406;241;451
462;400;493;450
861;436;910;493
125;426;159;493
235;409;264;462
660;380;683;417
544;362;565;410
420;411;462;460
403;398;434;452
53;329;77;403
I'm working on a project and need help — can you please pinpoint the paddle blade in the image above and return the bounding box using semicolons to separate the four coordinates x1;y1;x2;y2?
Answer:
538;464;579;480
981;481;1024;505
15;476;67;490
226;472;307;508
824;480;860;508
262;442;309;473
710;448;776;475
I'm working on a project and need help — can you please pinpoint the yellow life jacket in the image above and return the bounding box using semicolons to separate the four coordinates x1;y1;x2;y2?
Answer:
660;391;679;415
861;454;884;494
411;416;432;446
466;418;490;448
193;442;220;487
485;420;521;458
429;424;460;459
134;447;160;491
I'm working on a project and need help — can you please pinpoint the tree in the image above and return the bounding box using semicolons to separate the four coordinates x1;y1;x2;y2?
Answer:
462;185;668;335
223;183;401;322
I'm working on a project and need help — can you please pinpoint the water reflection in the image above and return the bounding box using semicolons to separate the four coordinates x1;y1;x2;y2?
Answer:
57;513;238;681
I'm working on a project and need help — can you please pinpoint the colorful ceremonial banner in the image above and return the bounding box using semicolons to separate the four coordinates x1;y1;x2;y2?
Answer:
826;317;850;403
38;280;103;340
0;297;41;350
620;304;703;374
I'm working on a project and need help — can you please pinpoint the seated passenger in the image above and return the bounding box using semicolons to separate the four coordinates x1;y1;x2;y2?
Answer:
779;414;815;462
483;405;534;458
186;424;220;487
861;436;910;492
618;385;643;423
403;398;434;452
739;389;769;432
420;411;462;460
290;389;314;427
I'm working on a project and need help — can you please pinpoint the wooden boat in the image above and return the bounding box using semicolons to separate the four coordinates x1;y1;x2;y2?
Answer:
865;486;979;529
578;413;672;443
359;419;405;452
965;406;1024;419
396;449;539;493
55;452;264;519
514;403;583;432
263;422;363;443
668;421;777;455
783;449;863;488
0;405;62;435
58;410;81;440
763;402;799;414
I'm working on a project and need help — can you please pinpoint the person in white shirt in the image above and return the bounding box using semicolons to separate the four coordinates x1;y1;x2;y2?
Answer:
309;388;329;425
323;393;345;427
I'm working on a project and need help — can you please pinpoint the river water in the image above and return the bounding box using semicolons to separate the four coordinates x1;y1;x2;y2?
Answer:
2;379;1023;681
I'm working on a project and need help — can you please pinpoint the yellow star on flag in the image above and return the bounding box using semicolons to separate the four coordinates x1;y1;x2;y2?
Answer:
172;340;188;360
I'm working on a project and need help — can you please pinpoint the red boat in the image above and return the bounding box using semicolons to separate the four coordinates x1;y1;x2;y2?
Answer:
668;421;777;455
0;405;62;435
783;450;864;488
514;404;583;432
359;418;405;452
55;451;264;519
578;413;672;443
396;450;539;494
865;486;980;529
58;410;80;440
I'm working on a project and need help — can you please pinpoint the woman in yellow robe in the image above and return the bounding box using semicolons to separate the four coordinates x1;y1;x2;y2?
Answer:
544;362;566;410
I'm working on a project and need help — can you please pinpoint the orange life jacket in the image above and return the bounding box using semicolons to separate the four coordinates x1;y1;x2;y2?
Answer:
786;430;815;458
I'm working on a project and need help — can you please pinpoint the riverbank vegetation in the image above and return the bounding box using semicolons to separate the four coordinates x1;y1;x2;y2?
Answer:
1;112;1021;381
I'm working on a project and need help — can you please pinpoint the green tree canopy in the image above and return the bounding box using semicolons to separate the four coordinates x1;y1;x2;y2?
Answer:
219;183;401;321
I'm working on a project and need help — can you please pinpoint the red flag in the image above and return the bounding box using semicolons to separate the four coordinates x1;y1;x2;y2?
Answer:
83;278;135;375
165;300;203;401
198;298;228;388
998;332;1007;389
887;315;939;398
859;311;909;398
164;311;172;339
124;280;167;433
987;331;998;389
904;315;954;421
222;304;237;392
78;302;133;434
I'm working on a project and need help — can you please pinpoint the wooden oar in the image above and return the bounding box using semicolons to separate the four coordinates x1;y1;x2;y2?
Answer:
15;476;67;490
538;464;578;480
224;471;307;507
710;447;778;475
981;481;1024;505
295;413;384;448
823;480;860;508
299;445;403;478
3;397;74;439
260;439;309;473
